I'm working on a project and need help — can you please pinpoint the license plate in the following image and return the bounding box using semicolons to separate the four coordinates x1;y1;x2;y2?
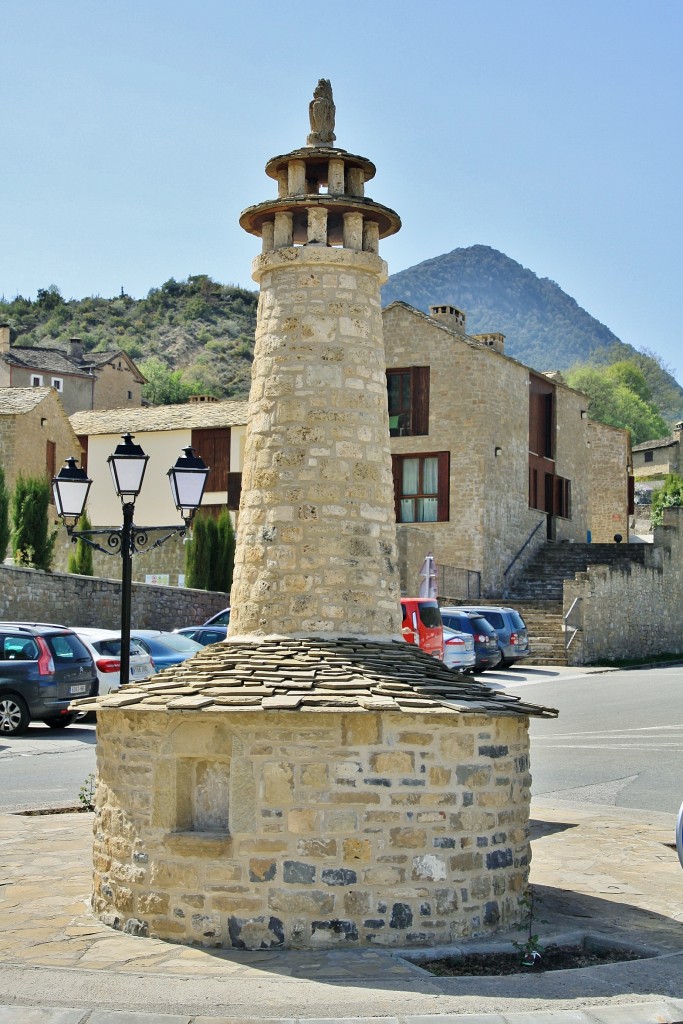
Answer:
130;664;146;678
70;684;88;695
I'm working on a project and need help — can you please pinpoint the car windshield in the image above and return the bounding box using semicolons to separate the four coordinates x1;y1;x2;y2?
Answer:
509;611;526;629
418;603;442;628
94;638;147;657
470;616;496;636
47;632;91;661
441;614;471;634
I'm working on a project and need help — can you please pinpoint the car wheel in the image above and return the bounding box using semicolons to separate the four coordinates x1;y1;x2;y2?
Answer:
0;695;30;735
44;714;77;730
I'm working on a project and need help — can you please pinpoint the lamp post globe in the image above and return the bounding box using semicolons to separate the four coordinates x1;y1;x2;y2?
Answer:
107;433;149;503
52;457;92;528
167;446;210;525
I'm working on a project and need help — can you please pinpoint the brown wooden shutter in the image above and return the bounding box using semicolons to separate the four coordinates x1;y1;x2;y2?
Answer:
391;455;401;521
46;440;56;480
436;451;450;521
627;474;634;515
191;428;230;493
227;472;242;510
411;366;430;436
77;435;88;475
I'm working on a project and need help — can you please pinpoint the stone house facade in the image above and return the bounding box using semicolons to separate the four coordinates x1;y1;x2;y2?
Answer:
382;302;632;596
0;386;81;494
632;422;682;484
0;326;145;415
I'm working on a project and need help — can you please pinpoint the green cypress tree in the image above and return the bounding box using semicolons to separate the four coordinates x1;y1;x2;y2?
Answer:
217;508;236;594
205;515;220;591
11;474;57;570
0;464;9;563
67;510;94;575
186;513;210;589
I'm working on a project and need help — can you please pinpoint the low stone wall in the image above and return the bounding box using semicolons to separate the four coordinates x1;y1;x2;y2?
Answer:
564;506;683;665
93;707;532;949
0;563;228;632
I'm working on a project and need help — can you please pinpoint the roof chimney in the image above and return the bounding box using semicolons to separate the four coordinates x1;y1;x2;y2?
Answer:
472;332;505;354
429;304;466;332
0;324;11;353
68;337;84;362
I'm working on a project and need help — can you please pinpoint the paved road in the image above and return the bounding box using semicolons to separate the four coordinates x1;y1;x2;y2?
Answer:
484;663;683;814
0;720;96;812
1;664;681;814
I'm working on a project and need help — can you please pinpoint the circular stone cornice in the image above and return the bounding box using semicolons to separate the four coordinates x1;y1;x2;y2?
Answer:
239;195;401;240
75;635;558;719
264;147;376;182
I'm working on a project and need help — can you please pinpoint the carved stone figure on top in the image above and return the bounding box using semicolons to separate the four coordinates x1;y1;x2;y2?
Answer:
307;79;336;146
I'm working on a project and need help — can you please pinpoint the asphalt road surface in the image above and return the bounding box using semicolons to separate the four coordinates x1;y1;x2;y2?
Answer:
0;663;681;814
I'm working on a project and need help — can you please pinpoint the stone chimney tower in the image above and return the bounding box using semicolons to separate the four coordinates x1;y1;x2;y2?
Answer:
231;81;403;639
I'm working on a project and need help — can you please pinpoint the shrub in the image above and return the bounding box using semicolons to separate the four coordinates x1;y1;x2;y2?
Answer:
11;474;57;570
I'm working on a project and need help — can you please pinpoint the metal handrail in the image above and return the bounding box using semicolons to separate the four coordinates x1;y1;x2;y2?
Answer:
503;517;545;580
564;597;583;651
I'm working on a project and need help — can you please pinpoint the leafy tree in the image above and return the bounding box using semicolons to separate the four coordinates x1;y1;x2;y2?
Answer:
36;285;64;310
0;464;10;563
209;508;235;593
67;510;94;575
566;363;669;444
139;357;194;405
11;474;57;570
185;514;210;589
651;474;683;527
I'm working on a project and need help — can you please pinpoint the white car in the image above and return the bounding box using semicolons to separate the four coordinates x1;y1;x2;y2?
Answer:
72;627;157;695
442;626;476;673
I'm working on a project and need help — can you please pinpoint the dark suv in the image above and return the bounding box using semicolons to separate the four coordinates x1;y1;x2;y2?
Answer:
0;622;98;735
456;606;530;667
439;608;502;671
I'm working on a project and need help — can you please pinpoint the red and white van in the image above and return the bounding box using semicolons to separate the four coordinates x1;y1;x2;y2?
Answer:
400;598;444;660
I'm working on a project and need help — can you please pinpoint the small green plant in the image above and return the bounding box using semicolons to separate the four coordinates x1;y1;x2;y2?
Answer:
78;772;96;811
512;886;546;966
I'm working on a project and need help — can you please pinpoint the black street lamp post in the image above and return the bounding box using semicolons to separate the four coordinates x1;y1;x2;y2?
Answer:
53;434;209;688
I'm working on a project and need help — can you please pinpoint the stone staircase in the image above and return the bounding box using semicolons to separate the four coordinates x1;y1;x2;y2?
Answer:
502;542;648;665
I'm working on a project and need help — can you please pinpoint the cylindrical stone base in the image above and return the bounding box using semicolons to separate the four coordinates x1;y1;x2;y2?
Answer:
92;706;533;949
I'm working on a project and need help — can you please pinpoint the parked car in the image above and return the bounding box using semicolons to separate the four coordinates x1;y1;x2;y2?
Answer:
0;622;98;735
400;598;444;660
455;605;531;667
441;626;476;673
129;630;203;670
72;628;157;695
439;608;502;671
175;625;228;647
203;607;231;627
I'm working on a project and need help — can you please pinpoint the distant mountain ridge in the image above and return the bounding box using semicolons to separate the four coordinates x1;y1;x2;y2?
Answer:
2;246;681;423
382;245;683;425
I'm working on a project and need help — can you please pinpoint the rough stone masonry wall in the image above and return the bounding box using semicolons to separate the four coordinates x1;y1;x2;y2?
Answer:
93;708;531;949
587;420;630;543
563;506;683;665
0;563;228;632
230;247;401;639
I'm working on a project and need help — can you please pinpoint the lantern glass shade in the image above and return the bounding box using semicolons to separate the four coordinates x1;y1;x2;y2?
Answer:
107;433;149;501
52;457;92;522
168;446;209;519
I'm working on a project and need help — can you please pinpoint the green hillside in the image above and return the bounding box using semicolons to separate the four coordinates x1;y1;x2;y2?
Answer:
0;276;258;400
2;247;681;425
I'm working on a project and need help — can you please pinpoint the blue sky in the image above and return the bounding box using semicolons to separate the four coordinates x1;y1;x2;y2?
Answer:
4;1;682;383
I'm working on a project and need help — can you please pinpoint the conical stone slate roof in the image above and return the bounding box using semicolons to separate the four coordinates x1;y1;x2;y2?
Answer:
78;635;557;718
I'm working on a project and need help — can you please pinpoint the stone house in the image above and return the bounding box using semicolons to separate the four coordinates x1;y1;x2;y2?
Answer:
383;301;633;596
0;387;82;556
0;326;145;415
632;422;682;484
